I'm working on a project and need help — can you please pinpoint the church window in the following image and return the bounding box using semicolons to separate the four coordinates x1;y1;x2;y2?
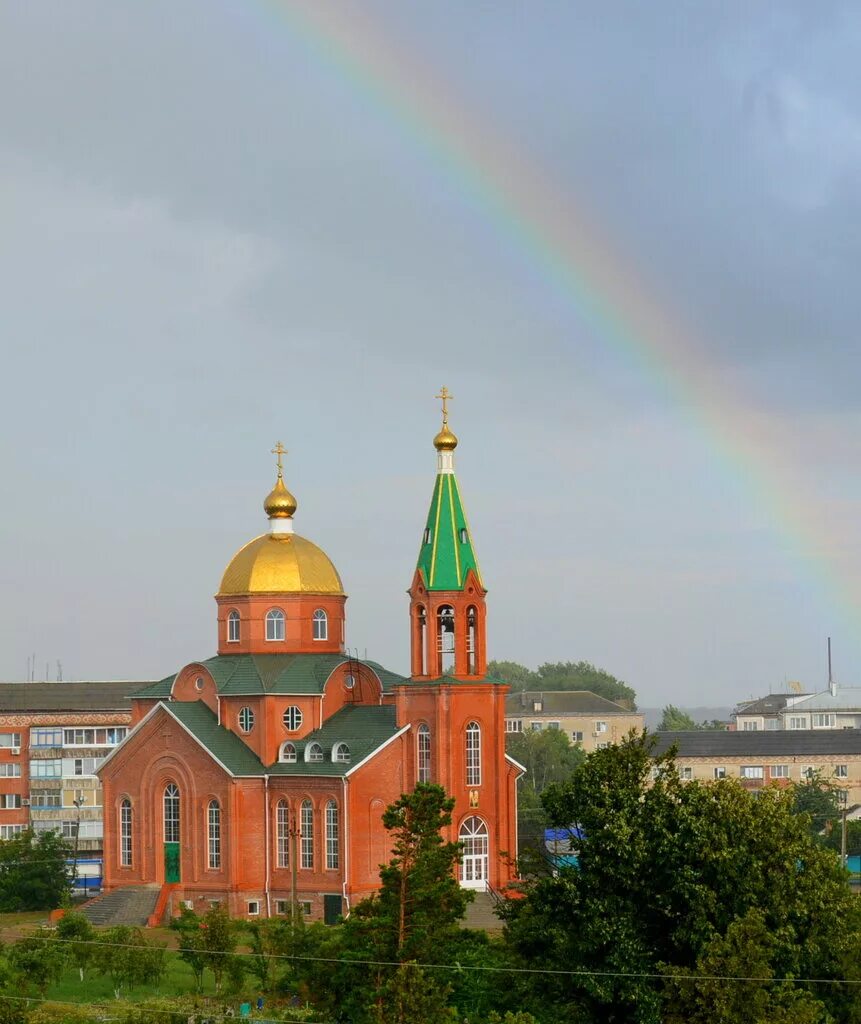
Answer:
266;608;285;642
164;783;180;844
437;605;455;674
332;743;350;763
208;801;221;869
466;606;478;675
417;724;431;783
283;706;303;732
194;677;204;692
227;610;240;643
416;606;427;676
326;800;339;869
120;799;132;867
313;609;328;641
279;742;296;763
465;722;481;787
238;707;255;733
306;743;323;763
344;673;356;691
277;800;290;868
300;800;314;869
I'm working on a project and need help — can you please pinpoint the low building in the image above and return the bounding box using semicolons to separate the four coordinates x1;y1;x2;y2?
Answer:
0;682;140;872
504;690;643;753
653;730;861;804
733;683;861;732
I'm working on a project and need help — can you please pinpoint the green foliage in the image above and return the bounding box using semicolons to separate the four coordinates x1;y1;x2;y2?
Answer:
790;773;841;837
488;660;635;707
503;733;854;1024
91;925;166;998
506;729;585;798
369;961;456;1024
658;705;725;731
824;818;861;857
8;933;65;995
0;831;71;912
170;904;238;994
56;911;95;980
243;918;282;991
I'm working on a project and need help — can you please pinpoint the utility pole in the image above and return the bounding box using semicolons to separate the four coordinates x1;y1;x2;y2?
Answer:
290;810;299;932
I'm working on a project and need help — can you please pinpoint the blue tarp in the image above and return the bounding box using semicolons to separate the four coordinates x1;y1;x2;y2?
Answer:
544;827;584;842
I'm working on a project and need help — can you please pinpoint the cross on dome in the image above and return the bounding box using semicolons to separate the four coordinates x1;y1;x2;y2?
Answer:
433;385;459;453
271;441;287;479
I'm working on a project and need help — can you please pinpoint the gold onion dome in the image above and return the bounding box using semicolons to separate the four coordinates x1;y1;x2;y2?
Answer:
218;533;344;596
433;425;458;451
263;475;297;519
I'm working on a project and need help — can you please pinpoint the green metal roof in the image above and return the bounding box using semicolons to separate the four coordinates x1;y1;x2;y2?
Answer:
130;655;408;699
163;701;265;776
269;704;402;776
416;473;482;591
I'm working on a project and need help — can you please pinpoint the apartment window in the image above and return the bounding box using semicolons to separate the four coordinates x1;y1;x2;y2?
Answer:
836;764;849;779
466;722;481;787
73;758;100;776
572;731;584;742
532;701;543;713
0;765;21;778
120;799;132;867
326;800;339;870
548;721;561;730
227;610;240;643
595;721;608;734
31;728;62;747
238;707;255;734
770;765;789;779
417;725;431;783
788;717;807;730
596;742;609;750
266;609;285;641
839;789;850;805
0;825;24;840
680;767;693;780
313;609;328;641
247;901;260;916
30;790;61;808
530;722;543;732
0;734;21;748
0;795;22;809
765;719;779;731
29;760;61;779
277;800;290;868
301;800;314;869
801;766;816;780
504;720;522;733
812;714;836;729
713;767;727;780
742;721;759;731
283;706;303;732
740;766;764;779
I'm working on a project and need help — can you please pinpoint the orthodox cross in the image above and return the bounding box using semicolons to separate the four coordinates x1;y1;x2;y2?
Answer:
435;386;453;426
271;441;287;479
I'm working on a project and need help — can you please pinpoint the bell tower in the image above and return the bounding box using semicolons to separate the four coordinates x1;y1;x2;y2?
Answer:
409;388;487;679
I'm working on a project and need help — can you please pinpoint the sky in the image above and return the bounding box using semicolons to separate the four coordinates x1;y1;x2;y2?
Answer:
2;1;861;706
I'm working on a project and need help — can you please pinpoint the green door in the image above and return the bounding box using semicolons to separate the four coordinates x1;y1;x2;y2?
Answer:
164;842;180;883
323;894;342;925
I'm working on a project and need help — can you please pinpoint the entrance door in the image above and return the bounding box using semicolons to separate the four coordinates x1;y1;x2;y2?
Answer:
163;783;181;883
459;816;489;890
323;893;343;925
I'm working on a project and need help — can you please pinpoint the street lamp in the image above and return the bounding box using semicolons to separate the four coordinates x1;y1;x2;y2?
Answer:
72;797;84;895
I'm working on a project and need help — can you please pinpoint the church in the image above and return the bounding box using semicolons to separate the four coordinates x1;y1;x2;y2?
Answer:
98;394;522;923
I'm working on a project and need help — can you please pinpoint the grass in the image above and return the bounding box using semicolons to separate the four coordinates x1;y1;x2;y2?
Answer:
46;956;220;1003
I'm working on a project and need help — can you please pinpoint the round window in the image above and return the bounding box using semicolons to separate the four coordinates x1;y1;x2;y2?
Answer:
194;677;204;692
283;706;303;731
238;707;255;733
344;674;355;691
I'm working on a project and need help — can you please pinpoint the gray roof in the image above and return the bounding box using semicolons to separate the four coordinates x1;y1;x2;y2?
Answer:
734;694;796;716
782;687;861;713
505;690;637;716
0;681;138;713
653;730;861;758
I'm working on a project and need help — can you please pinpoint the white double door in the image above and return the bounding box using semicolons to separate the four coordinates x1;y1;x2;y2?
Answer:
459;816;489;890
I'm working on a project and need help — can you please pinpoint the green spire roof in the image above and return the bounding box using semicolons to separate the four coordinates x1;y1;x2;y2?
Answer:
416;472;482;591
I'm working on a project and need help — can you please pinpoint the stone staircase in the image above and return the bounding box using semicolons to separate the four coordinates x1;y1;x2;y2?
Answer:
80;886;160;927
461;890;503;931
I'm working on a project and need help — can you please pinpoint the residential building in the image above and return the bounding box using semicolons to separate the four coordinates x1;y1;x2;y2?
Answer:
504;690;643;753
733;683;861;732
100;407;522;921
0;682;137;870
653;730;861;805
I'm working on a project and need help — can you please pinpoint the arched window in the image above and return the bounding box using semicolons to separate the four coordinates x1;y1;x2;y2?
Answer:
279;742;296;763
417;724;431;783
332;742;350;763
306;742;323;763
163;783;179;844
266;608;285;642
276;800;290;868
300;800;314;869
208;800;221;869
416;605;427;676
313;609;328;641
326;800;339;869
283;706;303;731
119;799;132;867
437;605;455;673
466;606;478;675
227;610;240;643
459;816;489;888
466;722;481;787
238;707;255;733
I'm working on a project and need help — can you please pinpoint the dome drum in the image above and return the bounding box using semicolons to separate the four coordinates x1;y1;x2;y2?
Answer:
215;593;346;656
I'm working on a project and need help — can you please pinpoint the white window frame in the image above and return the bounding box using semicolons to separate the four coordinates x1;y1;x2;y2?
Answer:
466;722;481;787
276;800;290;868
164;783;180;844
247;900;260;916
279;742;296;764
265;608;285;642
788;717;808;730
740;766;764;780
326;800;339;870
208;800;221;870
812;713;836;729
835;764;849;779
283;706;303;732
741;720;759;731
417;724;431;783
0;765;21;778
300;800;313;869
680;766;693;780
332;743;350;764
306;743;323;763
120;799;132;867
770;765;789;778
595;721;608;734
238;707;255;733
504;719;522;733
713;766;727;779
227;610;240;643
312;609;328;641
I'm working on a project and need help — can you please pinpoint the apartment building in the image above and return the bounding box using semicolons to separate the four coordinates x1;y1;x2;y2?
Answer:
504;690;643;754
0;682;140;861
653;730;861;805
734;683;861;732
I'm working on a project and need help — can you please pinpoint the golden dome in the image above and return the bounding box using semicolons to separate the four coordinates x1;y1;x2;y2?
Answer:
264;475;297;519
433;425;459;451
218;533;344;596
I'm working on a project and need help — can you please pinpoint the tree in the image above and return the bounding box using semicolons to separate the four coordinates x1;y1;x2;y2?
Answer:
171;904;238;995
92;925;166;999
56;910;95;981
657;705;698;731
487;660;636;708
502;734;853;1024
8;932;65;995
790;773;840;839
0;830;71;911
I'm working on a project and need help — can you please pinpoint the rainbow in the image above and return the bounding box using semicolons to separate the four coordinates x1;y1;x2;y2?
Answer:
241;2;857;650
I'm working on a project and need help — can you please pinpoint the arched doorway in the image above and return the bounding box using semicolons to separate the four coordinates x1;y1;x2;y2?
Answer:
459;816;489;889
163;783;180;883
